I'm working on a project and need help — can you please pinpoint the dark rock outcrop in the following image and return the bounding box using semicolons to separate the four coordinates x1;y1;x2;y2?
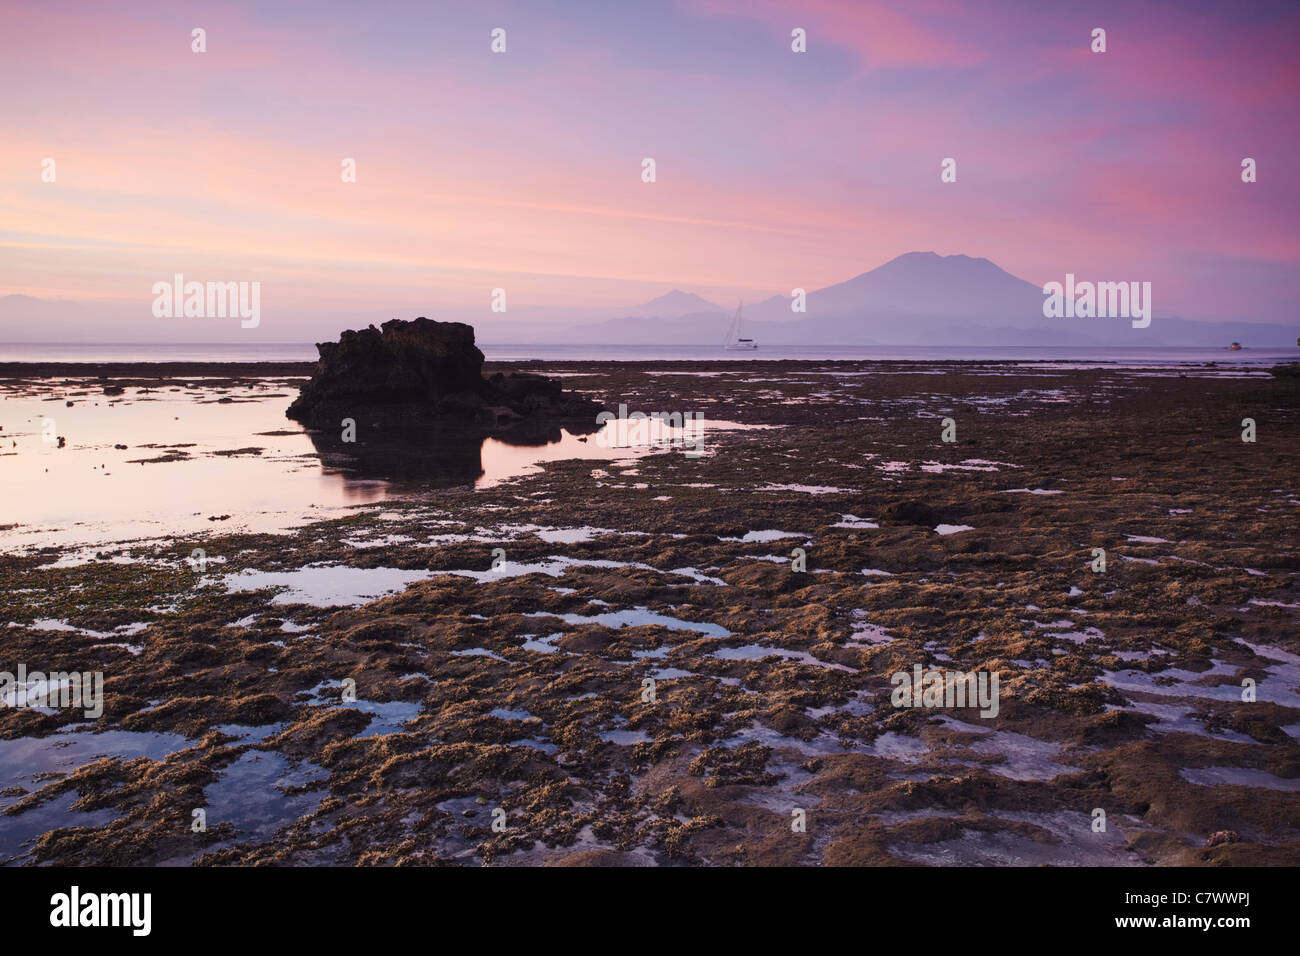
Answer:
286;318;603;430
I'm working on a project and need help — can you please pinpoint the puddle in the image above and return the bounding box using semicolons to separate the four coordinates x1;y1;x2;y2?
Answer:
224;565;434;607
650;667;694;680
1102;655;1300;708
1054;627;1106;644
848;615;895;646
528;606;728;638
1111;701;1255;743
182;749;329;862
508;738;558;754
519;633;563;654
351;700;421;736
721;530;806;543
715;644;855;671
809;690;875;719
931;716;1081;781
833;515;879;529
489;708;537;721
451;648;508;661
1180;767;1300;791
0;727;192;861
759;484;848;495
920;461;1002;473
475;418;766;489
722;721;848;756
442;556;724;586
534;526;618;544
219;722;286;742
599;729;652;745
864;732;930;761
887;809;1143;866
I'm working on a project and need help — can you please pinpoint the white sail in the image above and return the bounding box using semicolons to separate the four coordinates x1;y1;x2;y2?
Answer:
723;303;757;350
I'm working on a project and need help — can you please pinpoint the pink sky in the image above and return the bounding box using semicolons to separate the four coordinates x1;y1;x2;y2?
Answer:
1;0;1296;339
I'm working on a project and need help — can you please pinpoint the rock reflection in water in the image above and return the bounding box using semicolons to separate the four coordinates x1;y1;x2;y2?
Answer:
303;419;602;488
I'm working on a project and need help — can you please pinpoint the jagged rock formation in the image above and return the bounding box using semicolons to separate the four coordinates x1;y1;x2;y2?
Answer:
286;318;603;430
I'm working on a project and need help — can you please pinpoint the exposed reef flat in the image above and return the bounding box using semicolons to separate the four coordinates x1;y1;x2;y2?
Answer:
0;359;1296;866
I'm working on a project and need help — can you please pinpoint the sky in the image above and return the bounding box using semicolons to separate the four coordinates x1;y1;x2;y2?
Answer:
1;0;1297;342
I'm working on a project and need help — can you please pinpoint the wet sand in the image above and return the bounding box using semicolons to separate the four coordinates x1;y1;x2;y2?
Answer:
1;359;1297;866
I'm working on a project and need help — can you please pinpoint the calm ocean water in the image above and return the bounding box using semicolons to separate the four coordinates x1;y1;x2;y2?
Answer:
1;342;1296;365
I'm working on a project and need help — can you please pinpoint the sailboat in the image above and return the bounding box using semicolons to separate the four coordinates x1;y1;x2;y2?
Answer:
723;303;757;351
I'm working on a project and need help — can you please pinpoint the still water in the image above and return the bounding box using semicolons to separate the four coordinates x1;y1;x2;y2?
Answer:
0;382;732;553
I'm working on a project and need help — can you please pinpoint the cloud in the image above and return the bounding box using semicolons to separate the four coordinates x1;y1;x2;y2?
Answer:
683;0;985;69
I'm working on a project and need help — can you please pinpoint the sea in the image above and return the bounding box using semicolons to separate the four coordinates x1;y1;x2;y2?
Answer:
0;343;1296;365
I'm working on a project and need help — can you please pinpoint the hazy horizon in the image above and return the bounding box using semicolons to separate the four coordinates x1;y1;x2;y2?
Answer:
3;248;1297;349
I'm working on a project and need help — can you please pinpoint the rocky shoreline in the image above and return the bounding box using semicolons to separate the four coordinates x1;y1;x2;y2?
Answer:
1;359;1297;866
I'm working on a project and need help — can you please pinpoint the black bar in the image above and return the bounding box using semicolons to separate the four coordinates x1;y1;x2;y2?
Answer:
0;865;1270;943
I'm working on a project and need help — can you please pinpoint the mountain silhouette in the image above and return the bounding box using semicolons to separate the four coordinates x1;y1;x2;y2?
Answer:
559;252;1296;346
625;290;722;317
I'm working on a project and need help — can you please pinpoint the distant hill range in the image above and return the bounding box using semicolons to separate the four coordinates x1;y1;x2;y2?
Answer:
2;253;1295;347
548;252;1297;347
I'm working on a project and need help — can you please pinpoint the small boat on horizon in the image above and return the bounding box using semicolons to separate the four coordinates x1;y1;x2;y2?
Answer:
1229;341;1242;351
723;303;757;351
